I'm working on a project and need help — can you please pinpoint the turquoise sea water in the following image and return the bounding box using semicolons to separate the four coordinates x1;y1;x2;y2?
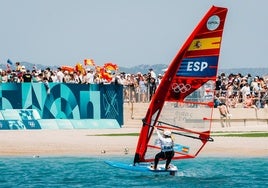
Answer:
0;156;267;188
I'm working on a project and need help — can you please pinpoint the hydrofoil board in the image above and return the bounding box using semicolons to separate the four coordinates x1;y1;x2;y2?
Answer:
105;161;178;175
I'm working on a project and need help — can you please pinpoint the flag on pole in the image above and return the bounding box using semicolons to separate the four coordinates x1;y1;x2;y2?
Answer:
84;59;95;66
7;59;13;65
104;62;118;71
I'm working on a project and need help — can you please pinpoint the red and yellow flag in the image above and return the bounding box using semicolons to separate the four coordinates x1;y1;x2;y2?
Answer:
84;59;95;66
104;62;118;71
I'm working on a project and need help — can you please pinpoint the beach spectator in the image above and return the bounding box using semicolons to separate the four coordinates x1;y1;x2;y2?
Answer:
72;72;81;84
94;73;102;84
43;77;50;94
220;72;226;80
240;82;251;101
22;70;32;82
36;73;44;82
218;102;231;127
264;78;268;89
31;70;38;83
20;66;26;73
261;83;268;108
44;68;52;82
226;84;234;98
8;71;17;82
125;74;137;102
117;73;126;85
226;94;238;108
157;74;163;88
131;74;139;102
258;77;266;90
251;76;260;95
85;69;95;84
49;71;57;82
215;75;222;93
149;77;157;100
15;62;22;72
138;74;147;103
63;71;71;83
232;79;240;96
227;73;234;86
56;67;64;82
1;70;8;83
243;94;256;108
214;93;222;108
240;76;248;86
247;74;253;86
73;70;84;84
149;68;157;80
114;73;124;85
120;74;129;102
123;74;131;102
256;88;268;108
68;73;77;84
220;80;227;97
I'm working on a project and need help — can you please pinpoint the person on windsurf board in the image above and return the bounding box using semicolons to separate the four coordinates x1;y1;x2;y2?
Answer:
152;129;174;170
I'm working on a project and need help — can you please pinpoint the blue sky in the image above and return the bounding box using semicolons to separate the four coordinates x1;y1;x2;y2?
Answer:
0;0;267;69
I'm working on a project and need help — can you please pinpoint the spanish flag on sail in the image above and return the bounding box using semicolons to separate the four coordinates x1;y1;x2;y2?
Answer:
188;37;221;51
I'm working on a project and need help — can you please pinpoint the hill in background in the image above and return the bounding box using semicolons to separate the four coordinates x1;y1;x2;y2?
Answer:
119;65;267;78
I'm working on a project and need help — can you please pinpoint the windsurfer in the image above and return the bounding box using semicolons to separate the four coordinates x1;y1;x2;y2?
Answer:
153;129;174;170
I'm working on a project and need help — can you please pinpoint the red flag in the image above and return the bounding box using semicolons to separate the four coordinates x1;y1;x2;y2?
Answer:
61;66;74;72
84;59;95;66
104;62;118;71
101;70;112;82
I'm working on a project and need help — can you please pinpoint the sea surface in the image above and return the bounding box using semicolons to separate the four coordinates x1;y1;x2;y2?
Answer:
0;156;267;188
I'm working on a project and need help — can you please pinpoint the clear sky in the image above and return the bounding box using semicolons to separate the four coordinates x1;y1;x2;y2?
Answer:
0;0;267;69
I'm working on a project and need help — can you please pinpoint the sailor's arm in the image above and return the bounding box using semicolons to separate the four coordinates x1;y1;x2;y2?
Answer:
156;129;164;141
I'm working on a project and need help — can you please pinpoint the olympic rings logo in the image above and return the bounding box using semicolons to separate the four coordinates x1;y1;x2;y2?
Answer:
171;83;191;93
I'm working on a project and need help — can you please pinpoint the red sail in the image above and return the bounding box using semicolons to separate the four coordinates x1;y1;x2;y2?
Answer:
134;6;228;163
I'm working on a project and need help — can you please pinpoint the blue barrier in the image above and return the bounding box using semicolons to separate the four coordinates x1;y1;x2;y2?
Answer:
0;119;120;130
0;83;123;129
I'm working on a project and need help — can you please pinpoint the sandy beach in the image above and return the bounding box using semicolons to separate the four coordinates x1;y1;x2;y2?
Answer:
0;127;267;158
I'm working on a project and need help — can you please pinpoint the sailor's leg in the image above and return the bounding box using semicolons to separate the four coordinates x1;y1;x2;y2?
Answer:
154;152;161;169
165;151;174;169
154;152;166;169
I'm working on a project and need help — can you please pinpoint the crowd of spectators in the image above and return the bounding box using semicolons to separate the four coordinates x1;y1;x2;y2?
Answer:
1;62;268;109
214;72;268;109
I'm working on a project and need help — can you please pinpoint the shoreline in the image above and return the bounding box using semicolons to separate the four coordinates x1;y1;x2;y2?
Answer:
0;129;267;158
